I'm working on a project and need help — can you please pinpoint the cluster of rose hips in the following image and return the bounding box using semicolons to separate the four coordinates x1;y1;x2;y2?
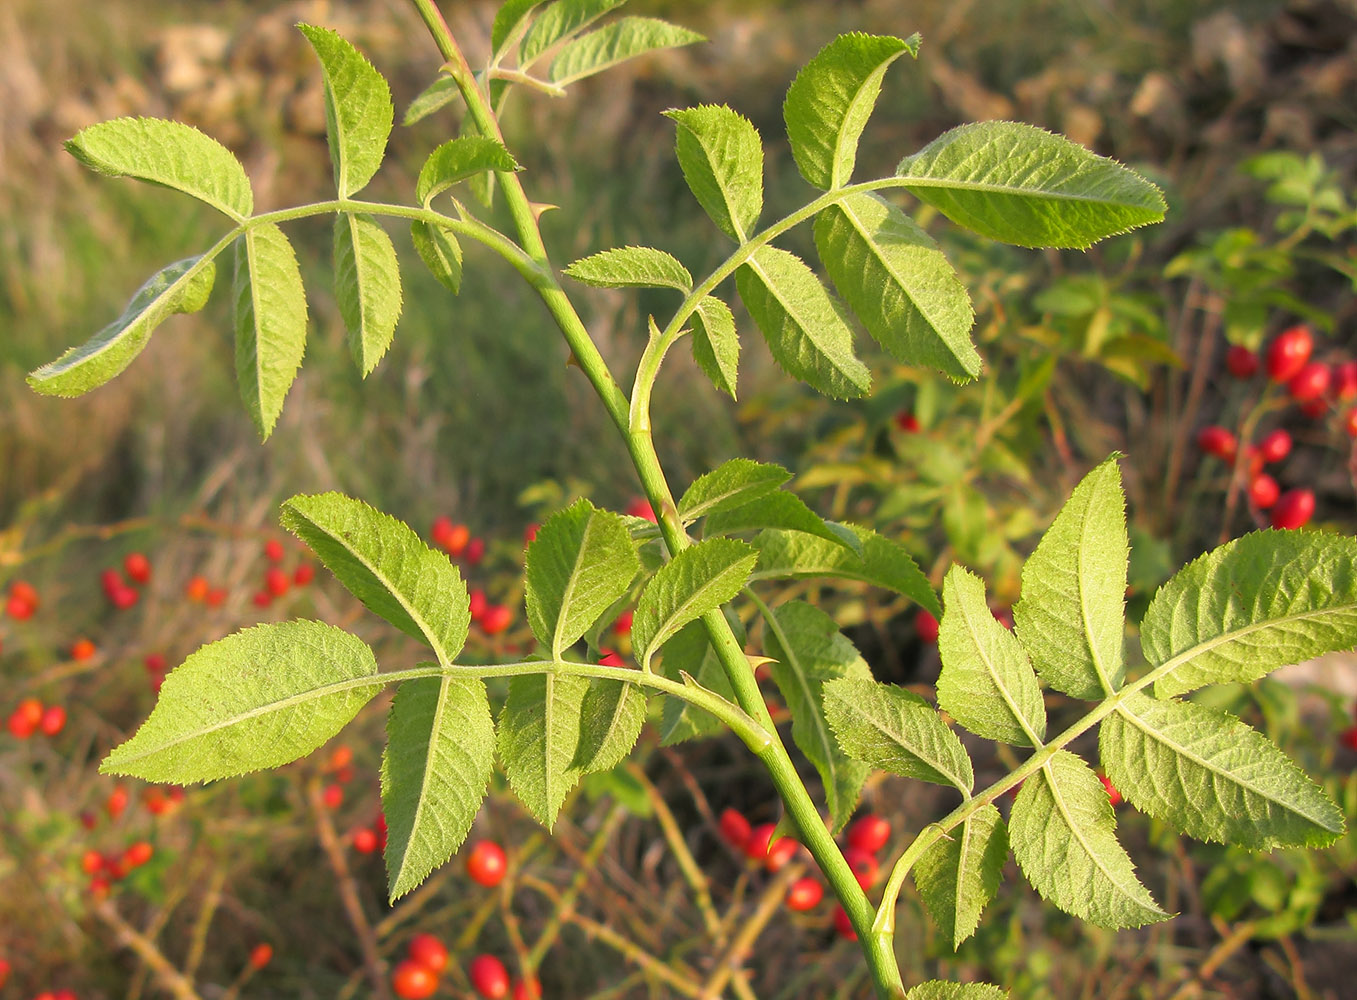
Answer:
430;517;516;636
79;839;154;898
250;538;315;608
183;574;228;607
7;696;65;739
5;579;40;621
80;783;183;831
100;552;153;610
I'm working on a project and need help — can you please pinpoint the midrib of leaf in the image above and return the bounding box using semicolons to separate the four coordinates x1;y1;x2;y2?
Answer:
899;175;1152;207
344;213;372;349
683;481;776;523
292;511;455;667
1042;762;1148;903
763;602;844;797
544;672;562;813
832;72;887;189
552;515;601;659
851;686;970;793
745;256;856;383
837;197;952;335
1078;496;1116;696
394;674;456;887
957;596;1042;746
1114;702;1337;828
951;811;974;928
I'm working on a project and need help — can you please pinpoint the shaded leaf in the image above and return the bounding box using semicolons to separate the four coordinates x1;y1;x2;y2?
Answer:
521;0;628;65
403;75;460;125
691;295;740;398
678;459;791;523
572;678;646;773
705;492;860;555
550;18;704;86
233;223;307;440
410;221;463;294
658;616;740;744
492;0;545;54
416;137;520;206
913;805;1007;949
497;673;589;828
631;538;758;669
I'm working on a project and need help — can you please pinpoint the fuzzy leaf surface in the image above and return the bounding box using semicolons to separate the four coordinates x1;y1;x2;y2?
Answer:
233;223;307;440
416;137;520;205
783;33;919;189
334;213;403;376
497;673;590;828
549;18;704;86
823;678;973;793
101;621;380;783
1013;456;1127;699
664;105;763;240
736;245;870;399
691;296;740;398
572;678;646;773
658;617;740;744
895;121;1167;249
29;256;215;397
705;492;860;555
764;601;871;830
1144;531;1357;698
937;566;1046;746
1101;692;1343;849
492;0;544;53
815;192;978;381
632;538;758;668
906;984;1009;1000
404;76;461;125
281;492;470;665
298;24;393;197
382;674;494;899
525;499;639;658
564;246;692;291
678;459;791;523
410;221;463;294
913;805;1007;949
65;117;253;220
750;525;940;617
1010;749;1166;928
521;0;628;65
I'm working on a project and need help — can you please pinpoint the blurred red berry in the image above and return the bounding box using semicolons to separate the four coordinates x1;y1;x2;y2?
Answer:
445;522;471;557
466;840;508;887
1271;489;1315;530
105;785;129;820
264;567;290;597
1345;407;1357;438
326;745;353;771
766;834;800;872
123;552;151;585
512;978;542;1000
81;850;104;875
264;539;285;563
206;587;227;607
0;957;9;988
481;604;512;635
468;588;488;622
123;841;153;868
915;608;939;644
846;814;892;854
465;537;486;565
893;410;920;432
71;638;96;662
1300;398;1329;419
5;594;33;620
294;564;315;585
833;905;858;940
718;808;751;850
1287;362;1330;403
469;955;510;999
598;650;625;666
744;822;775;862
407;932;449;973
185;575;209;602
613;610;633;636
392;960;439;999
39;705;67;737
321;784;343;809
142;788;168;816
1196;425;1237;462
251;591;273;608
1333;361;1357;400
786;876;824;911
1248;474;1280;509
249;943;273;969
1265;325;1313;382
1225;344;1259;378
844;847;879;890
431;516;455;548
144;654;167;674
625;497;657;522
353;827;379;854
111;586;139;610
1257;429;1291;463
1340;726;1357;752
523;523;540;545
1100;773;1123;807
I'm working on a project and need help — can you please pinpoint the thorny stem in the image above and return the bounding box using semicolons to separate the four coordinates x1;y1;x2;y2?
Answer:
410;3;902;995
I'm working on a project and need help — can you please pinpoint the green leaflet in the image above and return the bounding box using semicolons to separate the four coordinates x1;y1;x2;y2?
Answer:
631;538;758;669
233;223;308;441
937;566;1046;747
404;76;461;126
101;621;381;783
28;256;216;397
763;602;871;831
549;18;705;86
750;525;941;618
525;499;639;658
691;296;740;399
678;459;791;523
65;117;253;220
334;213;403;377
521;0;628;66
416;137;520;206
896;121;1167;249
665;104;764;241
497;672;590;828
822;678;973;793
572;678;646;773
705;492;860;556
382;674;494;900
410;221;463;294
814;192;979;382
783;33;919;190
1101;692;1343;849
1013;456;1128;699
736;245;870;400
913;805;1007;949
906;984;1009;1000
280;492;471;666
492;0;545;54
1144;530;1357;698
658;616;741;745
563;246;692;292
1009;749;1166;929
298;24;393;198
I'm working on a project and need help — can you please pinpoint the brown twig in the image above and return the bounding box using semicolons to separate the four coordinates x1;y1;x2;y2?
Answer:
527;803;628;969
91;899;204;1000
699;862;806;1000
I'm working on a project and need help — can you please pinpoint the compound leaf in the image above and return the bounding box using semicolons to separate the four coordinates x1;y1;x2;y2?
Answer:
1101;692;1344;849
815;192;978;381
632;538;758;669
281;492;470;666
895;121;1166;249
736;245;870;400
1013;456;1128;699
1144;531;1357;698
1010;749;1167;929
233;222;307;440
101;621;381;783
783;33;919;190
664;104;763;241
691;296;740;398
334;213;403;377
28;256;216;397
410;221;463;294
525;499;639;658
382;674;494;900
564;246;692;292
764;601;871;830
497;672;590;828
679;459;791;523
550;18;704;86
937;566;1046;746
823;677;973;793
298;24;393;197
66;117;253;220
416;137;520;206
521;0;628;65
572;678;646;774
913;804;1007;949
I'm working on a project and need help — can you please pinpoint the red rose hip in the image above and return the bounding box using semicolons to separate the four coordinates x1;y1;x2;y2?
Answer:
1257;429;1291;463
1265;325;1313;382
785;876;824;911
407;932;449;973
465;840;508;887
1287;362;1330;403
718;807;751;850
846;814;891;854
1271;489;1315;530
1225;344;1259;378
470;955;510;999
392;960;439;999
